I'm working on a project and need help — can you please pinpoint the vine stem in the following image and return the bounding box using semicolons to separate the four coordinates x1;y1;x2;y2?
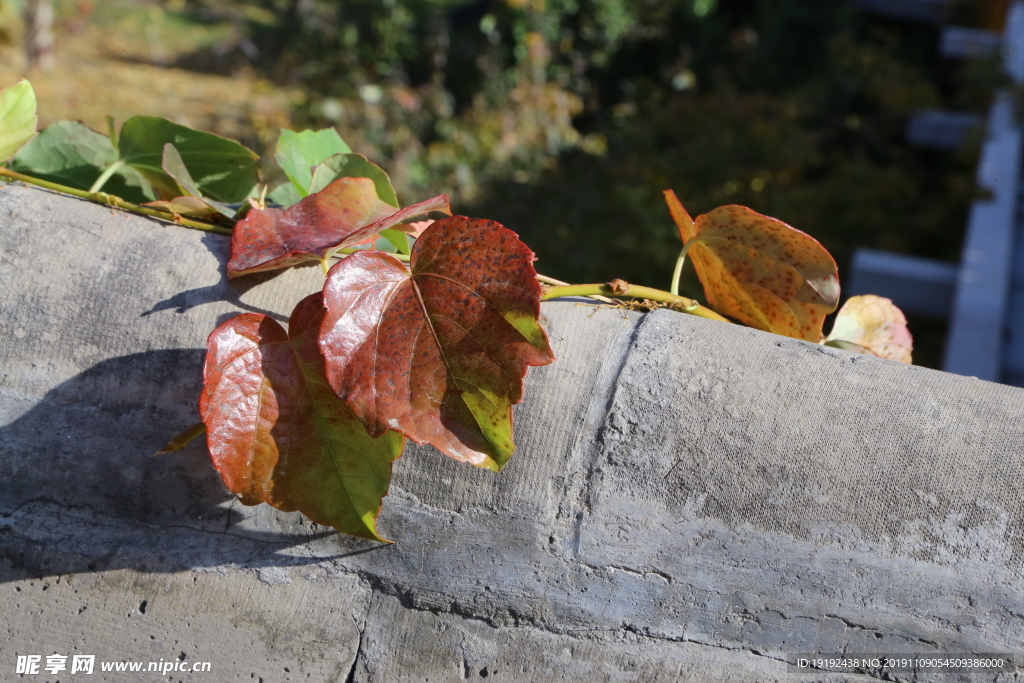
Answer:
535;273;615;303
541;279;731;323
0;167;232;235
2;168;728;324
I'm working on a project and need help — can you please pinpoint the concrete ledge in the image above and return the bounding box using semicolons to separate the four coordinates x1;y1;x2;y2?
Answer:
2;184;1024;682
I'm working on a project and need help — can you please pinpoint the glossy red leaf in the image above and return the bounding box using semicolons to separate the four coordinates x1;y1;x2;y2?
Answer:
200;293;404;541
227;177;451;277
665;191;840;342
319;216;555;472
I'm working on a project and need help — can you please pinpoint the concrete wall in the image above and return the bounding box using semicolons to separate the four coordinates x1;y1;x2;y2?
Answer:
2;184;1023;682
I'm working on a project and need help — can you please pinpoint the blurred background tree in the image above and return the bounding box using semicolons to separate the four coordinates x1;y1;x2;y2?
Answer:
0;0;1009;366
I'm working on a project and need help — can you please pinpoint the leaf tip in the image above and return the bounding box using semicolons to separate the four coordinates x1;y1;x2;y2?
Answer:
663;189;696;243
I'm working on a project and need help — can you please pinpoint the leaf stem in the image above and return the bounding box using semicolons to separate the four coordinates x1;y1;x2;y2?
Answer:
541;279;731;323
87;159;126;194
669;239;697;296
0;167;232;235
536;273;569;286
154;422;206;455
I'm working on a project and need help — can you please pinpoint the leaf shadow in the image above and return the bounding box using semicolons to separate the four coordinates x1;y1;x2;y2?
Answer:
0;349;386;584
138;234;320;322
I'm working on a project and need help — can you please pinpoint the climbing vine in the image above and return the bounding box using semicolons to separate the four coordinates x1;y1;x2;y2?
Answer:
0;79;912;541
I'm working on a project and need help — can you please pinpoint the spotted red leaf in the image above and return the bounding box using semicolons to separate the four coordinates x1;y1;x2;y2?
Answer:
200;293;404;541
319;216;555;472
665;191;840;342
227;177;451;277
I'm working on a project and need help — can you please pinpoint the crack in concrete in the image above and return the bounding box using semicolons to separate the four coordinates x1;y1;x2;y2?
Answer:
343;580;376;683
3;494;974;679
344;628;361;683
826;613;878;632
597;562;673;583
350;568;817;676
568;311;648;559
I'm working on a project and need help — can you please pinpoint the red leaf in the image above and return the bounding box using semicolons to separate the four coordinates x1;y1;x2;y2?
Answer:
319;216;555;472
200;293;404;541
227;177;451;277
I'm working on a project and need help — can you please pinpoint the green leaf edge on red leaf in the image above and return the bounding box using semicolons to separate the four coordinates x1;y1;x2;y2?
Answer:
318;216;555;472
200;294;404;542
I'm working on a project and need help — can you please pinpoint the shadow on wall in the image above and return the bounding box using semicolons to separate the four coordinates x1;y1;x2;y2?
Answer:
142;234;326;323
0;350;386;584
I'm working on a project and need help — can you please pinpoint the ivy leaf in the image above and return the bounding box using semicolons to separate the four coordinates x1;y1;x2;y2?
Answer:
227;177;451;277
143;195;224;221
9;120;153;203
161;143;236;220
824;295;913;363
309;153;398;204
665;191;840;342
0;79;36;162
276;128;350;196
118;116;259;203
319;216;556;472
200;293;404;542
269;181;303;209
309;153;408;253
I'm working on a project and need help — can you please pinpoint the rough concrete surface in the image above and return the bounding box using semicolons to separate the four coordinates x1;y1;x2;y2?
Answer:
1;183;1023;682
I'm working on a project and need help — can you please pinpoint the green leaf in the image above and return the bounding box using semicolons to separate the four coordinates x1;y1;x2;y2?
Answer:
309;152;408;253
0;80;37;162
275;128;350;196
161;143;236;220
105;116;119;155
118;116;259;203
309;153;397;205
268;181;303;208
9;120;154;203
201;293;404;542
379;231;410;256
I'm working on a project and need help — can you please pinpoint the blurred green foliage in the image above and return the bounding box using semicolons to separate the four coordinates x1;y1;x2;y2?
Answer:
178;0;1000;367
